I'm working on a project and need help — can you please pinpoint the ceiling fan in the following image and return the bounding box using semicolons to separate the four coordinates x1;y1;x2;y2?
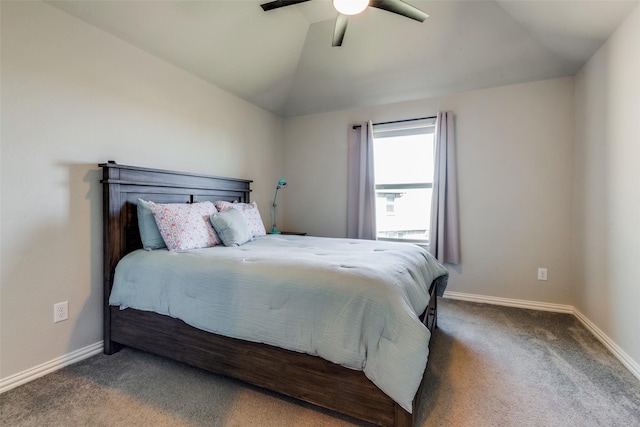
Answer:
260;0;429;47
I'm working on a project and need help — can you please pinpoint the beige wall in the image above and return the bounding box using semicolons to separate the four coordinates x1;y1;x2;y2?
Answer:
573;4;640;367
283;78;575;305
0;1;283;378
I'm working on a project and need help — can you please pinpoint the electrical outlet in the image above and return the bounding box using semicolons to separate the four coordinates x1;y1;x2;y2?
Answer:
54;301;69;323
537;268;548;281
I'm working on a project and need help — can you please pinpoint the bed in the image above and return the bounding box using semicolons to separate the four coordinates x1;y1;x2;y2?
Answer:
101;161;448;427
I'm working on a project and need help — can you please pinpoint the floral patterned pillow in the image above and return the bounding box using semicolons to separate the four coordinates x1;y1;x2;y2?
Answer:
214;201;267;237
150;201;221;251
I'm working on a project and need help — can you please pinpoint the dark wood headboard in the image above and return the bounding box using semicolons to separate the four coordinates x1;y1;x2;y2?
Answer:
100;161;252;352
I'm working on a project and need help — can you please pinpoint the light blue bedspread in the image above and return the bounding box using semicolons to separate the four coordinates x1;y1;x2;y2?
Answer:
110;235;448;412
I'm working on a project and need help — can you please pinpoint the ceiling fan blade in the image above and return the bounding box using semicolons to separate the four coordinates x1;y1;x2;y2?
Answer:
332;14;349;47
260;0;311;12
369;0;429;22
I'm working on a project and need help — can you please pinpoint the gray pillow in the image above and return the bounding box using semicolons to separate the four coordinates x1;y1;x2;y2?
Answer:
209;208;253;247
137;199;167;250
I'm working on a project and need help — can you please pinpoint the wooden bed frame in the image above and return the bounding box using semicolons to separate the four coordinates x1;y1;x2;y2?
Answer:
101;161;438;427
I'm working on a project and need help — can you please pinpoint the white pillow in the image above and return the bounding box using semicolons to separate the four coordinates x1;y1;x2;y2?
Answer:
151;201;220;251
214;201;267;237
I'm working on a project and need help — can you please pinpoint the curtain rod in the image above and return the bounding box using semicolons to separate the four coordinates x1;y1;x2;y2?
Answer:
351;116;437;130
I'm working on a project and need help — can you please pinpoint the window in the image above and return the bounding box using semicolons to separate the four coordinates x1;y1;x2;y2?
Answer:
372;118;436;244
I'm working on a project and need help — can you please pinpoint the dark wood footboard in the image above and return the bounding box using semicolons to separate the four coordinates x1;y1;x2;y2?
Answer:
110;307;404;426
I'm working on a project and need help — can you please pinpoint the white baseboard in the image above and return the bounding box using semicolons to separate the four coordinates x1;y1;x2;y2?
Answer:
0;341;103;394
443;291;640;382
443;290;574;313
573;309;640;381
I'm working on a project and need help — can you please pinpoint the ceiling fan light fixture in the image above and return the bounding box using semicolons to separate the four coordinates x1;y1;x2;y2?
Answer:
333;0;369;16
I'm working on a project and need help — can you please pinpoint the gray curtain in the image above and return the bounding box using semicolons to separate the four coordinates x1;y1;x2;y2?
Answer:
429;111;460;264
346;121;377;240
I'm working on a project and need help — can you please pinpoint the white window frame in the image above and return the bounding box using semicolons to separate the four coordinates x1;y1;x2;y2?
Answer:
372;117;436;245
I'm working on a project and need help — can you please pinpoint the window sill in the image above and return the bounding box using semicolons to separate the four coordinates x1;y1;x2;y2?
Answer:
377;238;429;248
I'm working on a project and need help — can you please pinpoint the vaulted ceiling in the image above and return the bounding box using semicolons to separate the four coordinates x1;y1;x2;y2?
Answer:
47;0;638;117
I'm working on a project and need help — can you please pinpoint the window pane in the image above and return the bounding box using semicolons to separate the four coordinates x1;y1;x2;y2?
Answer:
375;188;432;241
373;134;434;184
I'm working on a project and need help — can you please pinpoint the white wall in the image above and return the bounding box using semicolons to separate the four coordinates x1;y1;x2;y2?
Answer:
283;78;575;305
0;1;283;379
573;4;640;368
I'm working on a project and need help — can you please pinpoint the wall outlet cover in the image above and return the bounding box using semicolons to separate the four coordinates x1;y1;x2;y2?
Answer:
54;301;69;323
537;268;548;281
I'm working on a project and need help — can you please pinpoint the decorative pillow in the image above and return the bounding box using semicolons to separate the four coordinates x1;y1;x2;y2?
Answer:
214;201;267;237
137;199;167;250
209;208;253;247
150;201;221;251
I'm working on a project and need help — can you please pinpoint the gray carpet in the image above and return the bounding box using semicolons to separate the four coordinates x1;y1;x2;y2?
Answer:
2;299;639;426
